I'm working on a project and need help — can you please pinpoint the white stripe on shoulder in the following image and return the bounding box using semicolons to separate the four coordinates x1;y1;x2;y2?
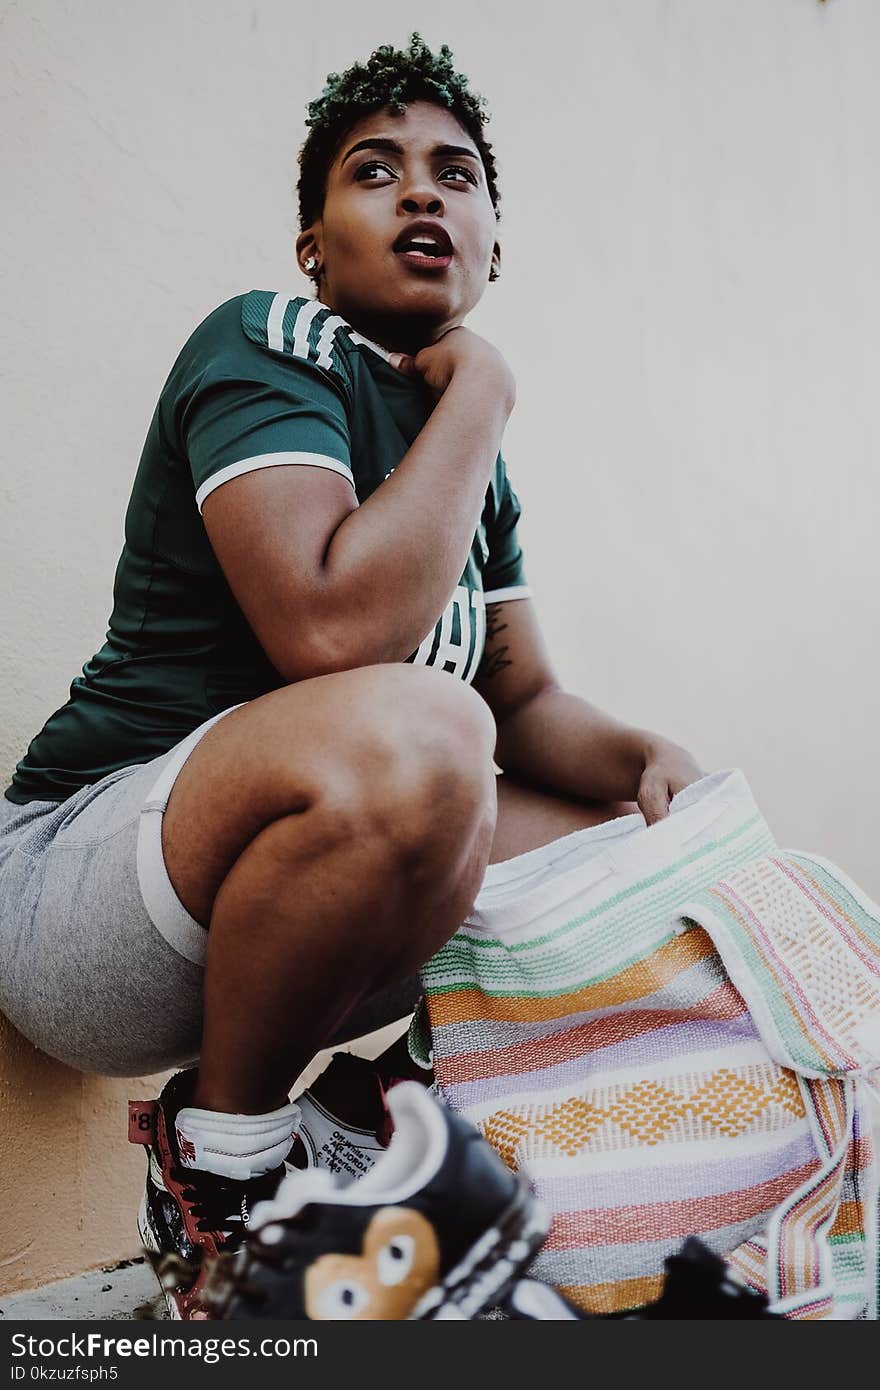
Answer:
266;293;291;352
348;330;394;363
292;299;324;359
314;314;351;370
262;293;389;370
195;452;355;513
482;585;533;603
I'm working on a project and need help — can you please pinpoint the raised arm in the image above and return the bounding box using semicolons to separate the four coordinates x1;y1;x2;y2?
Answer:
199;327;514;682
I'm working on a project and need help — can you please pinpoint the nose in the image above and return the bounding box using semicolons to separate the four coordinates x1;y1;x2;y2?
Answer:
398;184;445;218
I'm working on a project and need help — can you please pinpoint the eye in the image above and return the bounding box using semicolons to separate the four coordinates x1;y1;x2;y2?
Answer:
314;1278;371;1319
377;1233;416;1286
354;159;396;181
440;164;478;186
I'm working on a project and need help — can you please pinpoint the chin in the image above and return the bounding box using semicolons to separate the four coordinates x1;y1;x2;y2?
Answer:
370;286;457;321
336;276;469;349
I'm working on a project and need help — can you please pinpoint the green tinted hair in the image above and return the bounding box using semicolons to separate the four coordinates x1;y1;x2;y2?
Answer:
297;32;501;232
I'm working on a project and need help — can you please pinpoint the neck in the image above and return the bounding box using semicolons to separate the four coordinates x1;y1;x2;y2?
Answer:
317;290;457;357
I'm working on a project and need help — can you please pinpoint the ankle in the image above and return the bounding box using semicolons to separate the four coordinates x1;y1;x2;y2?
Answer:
193;1089;291;1113
193;1076;292;1114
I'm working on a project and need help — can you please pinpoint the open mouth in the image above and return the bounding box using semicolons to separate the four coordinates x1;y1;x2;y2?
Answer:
392;226;454;272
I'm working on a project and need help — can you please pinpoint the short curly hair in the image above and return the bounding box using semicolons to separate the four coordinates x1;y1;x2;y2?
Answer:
297;31;501;240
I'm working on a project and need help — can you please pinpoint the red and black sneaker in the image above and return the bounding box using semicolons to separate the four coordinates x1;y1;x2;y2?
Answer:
129;1070;288;1320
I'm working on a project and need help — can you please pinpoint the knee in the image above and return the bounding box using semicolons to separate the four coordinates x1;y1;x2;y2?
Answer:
398;667;498;801
319;668;498;870
367;664;496;764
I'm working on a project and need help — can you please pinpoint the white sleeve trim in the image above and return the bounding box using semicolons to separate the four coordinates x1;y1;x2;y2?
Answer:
195;452;354;513
482;584;532;603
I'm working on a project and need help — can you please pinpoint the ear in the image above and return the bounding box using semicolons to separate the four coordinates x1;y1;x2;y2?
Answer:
296;226;322;277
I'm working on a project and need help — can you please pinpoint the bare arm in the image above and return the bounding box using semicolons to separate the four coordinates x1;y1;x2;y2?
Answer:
320;369;512;667
473;598;646;799
202;330;515;681
473;597;703;822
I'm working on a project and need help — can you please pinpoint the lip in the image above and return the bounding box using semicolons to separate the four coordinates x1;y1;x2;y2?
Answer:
392;218;455;262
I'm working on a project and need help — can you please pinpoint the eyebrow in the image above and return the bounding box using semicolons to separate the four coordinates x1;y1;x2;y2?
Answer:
340;137;481;168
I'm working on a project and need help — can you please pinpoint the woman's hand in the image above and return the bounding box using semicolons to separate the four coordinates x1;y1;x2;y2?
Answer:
637;736;704;826
390;327;516;411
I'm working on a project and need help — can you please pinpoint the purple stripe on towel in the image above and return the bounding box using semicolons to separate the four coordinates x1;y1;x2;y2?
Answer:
535;1132;818;1211
440;1012;764;1111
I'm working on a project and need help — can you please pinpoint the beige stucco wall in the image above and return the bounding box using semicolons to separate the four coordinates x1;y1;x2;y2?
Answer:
0;1033;165;1296
2;0;878;1294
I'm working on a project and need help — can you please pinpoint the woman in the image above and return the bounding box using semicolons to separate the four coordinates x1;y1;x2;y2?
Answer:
0;35;701;1317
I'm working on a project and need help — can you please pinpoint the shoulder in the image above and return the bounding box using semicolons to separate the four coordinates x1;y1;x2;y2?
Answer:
240;291;356;398
171;292;356;402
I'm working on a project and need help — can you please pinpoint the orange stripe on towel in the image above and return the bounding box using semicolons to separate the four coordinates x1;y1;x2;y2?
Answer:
829;1200;864;1240
558;1273;666;1316
436;979;748;1085
430;929;721;1027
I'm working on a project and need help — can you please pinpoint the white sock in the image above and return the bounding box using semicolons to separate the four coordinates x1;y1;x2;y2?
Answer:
175;1100;301;1180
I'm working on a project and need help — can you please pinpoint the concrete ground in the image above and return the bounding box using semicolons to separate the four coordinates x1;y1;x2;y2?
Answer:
0;1259;166;1321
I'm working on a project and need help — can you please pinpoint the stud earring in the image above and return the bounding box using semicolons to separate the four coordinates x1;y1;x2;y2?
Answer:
489;267;500;282
304;256;317;272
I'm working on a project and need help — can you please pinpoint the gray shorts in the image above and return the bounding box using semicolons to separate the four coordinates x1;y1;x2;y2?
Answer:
0;705;420;1076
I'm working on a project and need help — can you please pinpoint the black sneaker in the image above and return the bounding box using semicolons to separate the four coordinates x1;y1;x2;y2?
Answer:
207;1081;548;1320
129;1070;288;1320
636;1238;782;1319
500;1239;782;1320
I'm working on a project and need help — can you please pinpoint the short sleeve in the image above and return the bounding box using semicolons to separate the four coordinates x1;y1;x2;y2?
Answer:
173;294;354;515
482;463;531;602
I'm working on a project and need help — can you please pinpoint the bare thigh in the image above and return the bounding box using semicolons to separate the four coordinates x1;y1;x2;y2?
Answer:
162;665;496;927
489;774;640;864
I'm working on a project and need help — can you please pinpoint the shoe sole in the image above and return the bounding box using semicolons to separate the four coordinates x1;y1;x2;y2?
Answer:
137;1191;183;1321
413;1181;549;1320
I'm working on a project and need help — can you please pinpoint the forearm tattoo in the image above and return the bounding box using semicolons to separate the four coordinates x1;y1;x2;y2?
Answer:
480;603;513;680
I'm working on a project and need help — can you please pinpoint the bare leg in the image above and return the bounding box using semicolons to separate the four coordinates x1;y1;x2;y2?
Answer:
488;772;640;864
370;774;641;1081
159;665;498;1114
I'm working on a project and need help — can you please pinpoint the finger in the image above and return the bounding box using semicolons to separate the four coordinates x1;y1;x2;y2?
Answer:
638;774;671;826
388;352;415;375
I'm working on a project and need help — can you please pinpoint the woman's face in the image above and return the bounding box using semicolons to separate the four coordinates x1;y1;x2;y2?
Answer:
298;101;500;348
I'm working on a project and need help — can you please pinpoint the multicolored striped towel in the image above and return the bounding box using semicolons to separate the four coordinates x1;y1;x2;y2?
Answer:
416;769;879;1318
680;850;880;1317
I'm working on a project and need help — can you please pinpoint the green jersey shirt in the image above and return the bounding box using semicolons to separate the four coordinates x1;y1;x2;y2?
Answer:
6;292;530;805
